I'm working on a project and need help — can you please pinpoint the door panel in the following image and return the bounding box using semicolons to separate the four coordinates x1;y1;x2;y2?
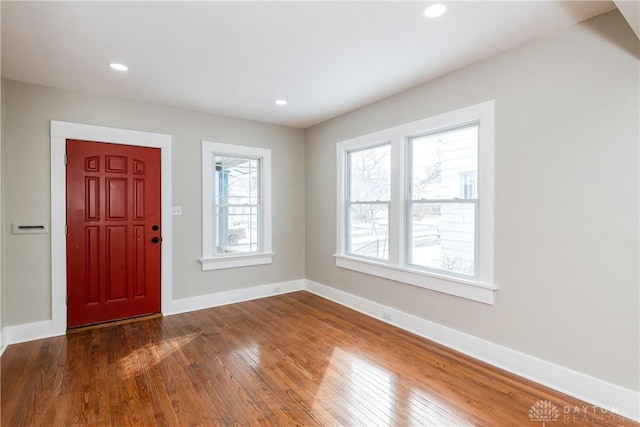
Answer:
86;226;100;303
66;139;161;328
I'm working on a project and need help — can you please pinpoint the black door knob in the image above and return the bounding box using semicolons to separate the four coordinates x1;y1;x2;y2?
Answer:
151;237;160;244
152;225;159;231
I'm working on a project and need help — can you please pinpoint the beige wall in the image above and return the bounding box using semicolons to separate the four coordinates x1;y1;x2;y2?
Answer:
2;79;305;326
305;10;639;391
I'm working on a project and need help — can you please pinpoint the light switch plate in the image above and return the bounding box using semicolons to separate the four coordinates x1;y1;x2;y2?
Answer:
172;206;182;216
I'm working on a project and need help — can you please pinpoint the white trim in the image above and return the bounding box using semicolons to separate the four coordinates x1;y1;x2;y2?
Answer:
163;279;305;316
50;120;173;335
200;252;275;271
201;140;273;270
335;254;496;304
335;101;496;304
0;329;5;356
477;102;495;281
304;279;640;423
4;320;54;345
390;135;406;265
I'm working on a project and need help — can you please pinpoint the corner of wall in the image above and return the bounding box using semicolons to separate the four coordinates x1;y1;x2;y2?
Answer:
1;74;6;355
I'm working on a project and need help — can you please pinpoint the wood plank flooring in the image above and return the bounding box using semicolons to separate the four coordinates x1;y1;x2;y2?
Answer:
1;291;637;426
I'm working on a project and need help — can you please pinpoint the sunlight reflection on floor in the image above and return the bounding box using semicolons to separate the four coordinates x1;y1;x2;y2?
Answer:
313;347;472;426
117;332;199;377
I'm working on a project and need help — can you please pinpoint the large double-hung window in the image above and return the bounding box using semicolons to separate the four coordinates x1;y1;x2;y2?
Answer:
407;125;479;276
336;101;496;304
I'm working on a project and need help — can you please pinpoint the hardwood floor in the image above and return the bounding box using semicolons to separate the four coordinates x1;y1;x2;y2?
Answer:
1;291;637;426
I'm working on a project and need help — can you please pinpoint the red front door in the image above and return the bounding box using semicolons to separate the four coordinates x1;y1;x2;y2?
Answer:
66;139;161;328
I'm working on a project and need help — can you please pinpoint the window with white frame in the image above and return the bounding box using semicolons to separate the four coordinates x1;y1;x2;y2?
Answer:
346;143;391;261
407;125;478;276
336;101;496;304
201;141;273;270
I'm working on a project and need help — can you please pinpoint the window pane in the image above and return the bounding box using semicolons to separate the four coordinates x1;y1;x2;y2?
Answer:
215;156;259;205
410;125;478;200
408;202;475;276
214;155;260;255
348;144;391;202
347;203;389;261
216;205;259;254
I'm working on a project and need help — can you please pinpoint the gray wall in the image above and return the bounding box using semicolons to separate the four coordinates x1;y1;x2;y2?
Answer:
2;79;305;326
305;10;639;390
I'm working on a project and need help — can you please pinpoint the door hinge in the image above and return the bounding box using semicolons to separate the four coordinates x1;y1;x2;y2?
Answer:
66;294;68;305
65;224;68;236
64;154;68;165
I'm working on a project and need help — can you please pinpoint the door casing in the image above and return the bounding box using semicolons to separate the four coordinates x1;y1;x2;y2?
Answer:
51;120;172;335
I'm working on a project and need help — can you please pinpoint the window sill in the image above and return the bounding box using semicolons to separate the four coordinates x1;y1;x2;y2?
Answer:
334;254;497;304
200;253;274;271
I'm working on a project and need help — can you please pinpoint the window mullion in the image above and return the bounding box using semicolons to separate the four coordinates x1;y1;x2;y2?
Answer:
389;136;404;265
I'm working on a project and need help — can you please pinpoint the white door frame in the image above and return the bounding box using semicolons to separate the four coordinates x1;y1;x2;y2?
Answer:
50;121;173;335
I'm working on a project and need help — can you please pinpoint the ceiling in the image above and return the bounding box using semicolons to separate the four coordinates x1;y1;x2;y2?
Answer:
1;1;619;129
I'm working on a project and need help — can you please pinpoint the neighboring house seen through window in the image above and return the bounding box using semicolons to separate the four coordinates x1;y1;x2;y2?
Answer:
407;125;479;276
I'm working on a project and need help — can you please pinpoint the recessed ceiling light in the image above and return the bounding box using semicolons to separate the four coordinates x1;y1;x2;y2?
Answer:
275;99;287;106
423;4;447;18
109;63;129;71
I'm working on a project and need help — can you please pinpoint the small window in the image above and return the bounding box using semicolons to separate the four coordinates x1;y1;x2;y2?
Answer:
214;156;260;254
201;141;273;270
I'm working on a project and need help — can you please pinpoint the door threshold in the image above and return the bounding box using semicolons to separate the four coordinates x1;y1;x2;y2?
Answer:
67;313;162;334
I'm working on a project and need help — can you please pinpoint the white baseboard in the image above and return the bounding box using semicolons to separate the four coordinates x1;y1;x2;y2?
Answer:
305;279;640;423
4;320;55;346
0;328;5;356
1;279;305;349
165;279;306;316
